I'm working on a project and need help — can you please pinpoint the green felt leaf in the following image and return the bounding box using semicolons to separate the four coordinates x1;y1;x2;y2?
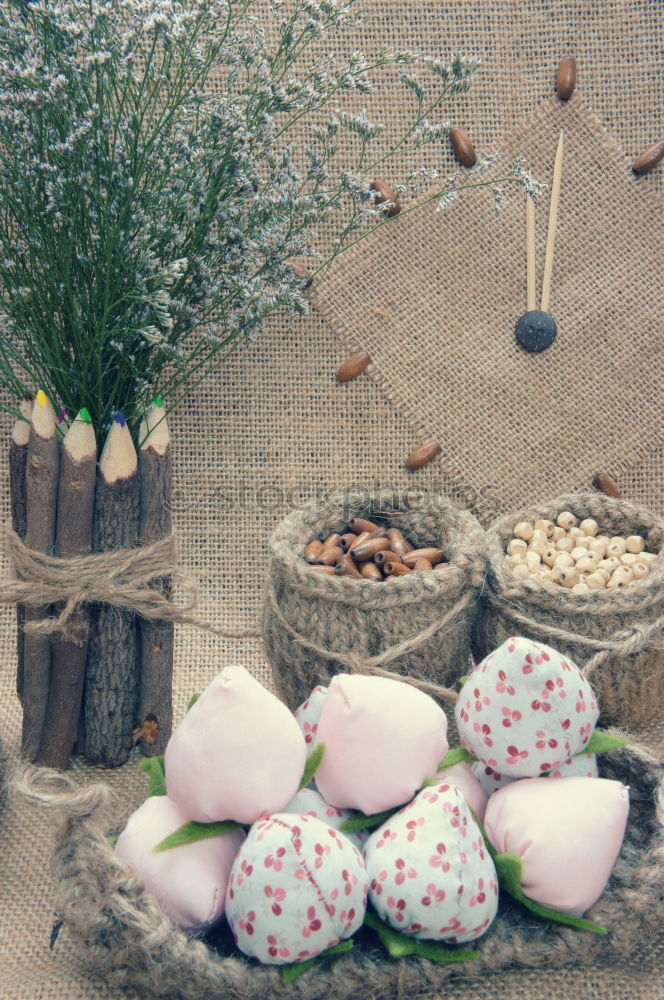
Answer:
153;819;242;853
494;853;607;935
299;743;325;790
437;746;478;770
187;693;200;711
280;939;354;984
457;674;469;686
579;730;629;756
363;912;479;964
339;806;398;833
138;755;167;797
107;834;119;847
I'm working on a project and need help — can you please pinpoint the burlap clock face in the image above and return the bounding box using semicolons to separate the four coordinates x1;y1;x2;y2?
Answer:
315;96;664;512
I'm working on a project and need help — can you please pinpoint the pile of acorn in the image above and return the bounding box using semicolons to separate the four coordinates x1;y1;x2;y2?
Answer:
304;517;446;581
505;511;657;592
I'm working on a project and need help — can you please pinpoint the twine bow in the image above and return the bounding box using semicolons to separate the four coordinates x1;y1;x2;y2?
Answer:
264;578;465;704
0;527;259;640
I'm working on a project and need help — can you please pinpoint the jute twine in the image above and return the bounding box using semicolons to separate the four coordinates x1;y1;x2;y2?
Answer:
478;493;664;726
13;741;664;1000
262;492;486;709
0;526;258;641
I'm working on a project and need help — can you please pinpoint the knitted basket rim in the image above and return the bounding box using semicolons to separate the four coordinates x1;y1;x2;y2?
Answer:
267;490;486;610
17;743;664;1000
486;492;664;615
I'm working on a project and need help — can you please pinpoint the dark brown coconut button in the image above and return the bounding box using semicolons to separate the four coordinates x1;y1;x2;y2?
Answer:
515;310;557;352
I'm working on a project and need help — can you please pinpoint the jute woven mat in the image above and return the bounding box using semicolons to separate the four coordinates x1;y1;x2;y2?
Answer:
0;2;662;998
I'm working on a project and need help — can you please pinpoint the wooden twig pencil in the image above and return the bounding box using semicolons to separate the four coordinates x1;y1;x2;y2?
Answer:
10;395;33;703
84;411;139;767
22;389;59;760
136;395;173;756
38;409;96;769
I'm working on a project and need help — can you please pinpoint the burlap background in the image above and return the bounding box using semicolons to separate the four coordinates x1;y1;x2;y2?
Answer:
0;2;662;998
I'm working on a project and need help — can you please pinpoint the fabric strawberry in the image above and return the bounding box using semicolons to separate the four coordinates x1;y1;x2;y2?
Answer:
282;787;368;853
471;753;598;795
314;674;448;814
165;665;306;824
364;782;498;943
455;637;599;777
115;796;245;932
225;813;368;964
294;686;328;747
483;776;629;916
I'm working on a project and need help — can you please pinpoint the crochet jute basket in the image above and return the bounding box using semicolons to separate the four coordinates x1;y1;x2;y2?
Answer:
262;491;486;710
477;493;664;726
16;743;664;999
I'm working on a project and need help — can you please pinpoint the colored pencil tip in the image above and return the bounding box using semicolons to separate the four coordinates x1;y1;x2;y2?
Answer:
115;410;126;427
78;407;91;423
36;388;48;407
23;393;33;402
58;408;67;423
153;395;163;408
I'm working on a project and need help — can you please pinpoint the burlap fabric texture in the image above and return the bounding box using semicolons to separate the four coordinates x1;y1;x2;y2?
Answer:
15;741;664;1000
477;493;664;727
313;95;664;517
263;492;485;709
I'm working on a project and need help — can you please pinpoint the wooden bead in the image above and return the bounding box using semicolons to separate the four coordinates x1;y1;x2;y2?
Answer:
384;561;412;576
348;518;382;536
598;557;621;574
541;545;558;567
530;528;548;545
552;526;566;541
620;552;639;567
511;563;530;579
370;178;401;216
339;532;358;551
508;553;527;566
309;564;335;575
579;518;599;537
631;561;650;580
534;518;555;538
625;535;645;554
587;537;608;557
403;547;443;567
360;562;383;581
386;528;413;557
514;521;534;541
556;511;577;530
571;582;590;594
586;572;607;590
570;546;589;562
606;537;627;558
556;56;577;101
525;551;541;572
336;351;371;383
305;540;323;563
334;554;363;578
322;533;342;550
592;472;621;498
348;530;372;552
553;552;574;569
552;566;580;588
405;439;441;470
449;126;477;167
607;567;633;589
576;555;599;574
351;536;391;561
414;558;433;571
556;537;574;553
374;549;401;567
317;545;343;565
632;140;664;175
507;538;528;556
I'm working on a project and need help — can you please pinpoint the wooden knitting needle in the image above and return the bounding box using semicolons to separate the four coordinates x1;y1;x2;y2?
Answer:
540;130;564;313
526;195;536;312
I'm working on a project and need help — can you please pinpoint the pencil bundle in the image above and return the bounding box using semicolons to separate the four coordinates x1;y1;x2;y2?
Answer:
9;394;173;769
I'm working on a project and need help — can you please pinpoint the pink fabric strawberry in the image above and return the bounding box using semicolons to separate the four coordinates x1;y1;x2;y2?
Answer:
455;637;599;778
165;665;306;824
115;796;245;932
364;782;498;943
225;813;368;965
439;762;488;821
314;674;448;814
483;776;629;916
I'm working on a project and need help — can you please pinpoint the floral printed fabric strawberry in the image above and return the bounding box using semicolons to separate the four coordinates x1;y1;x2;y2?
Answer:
364;783;498;943
225;813;368;965
455;637;599;778
471;753;598;796
282;787;368;853
294;686;328;747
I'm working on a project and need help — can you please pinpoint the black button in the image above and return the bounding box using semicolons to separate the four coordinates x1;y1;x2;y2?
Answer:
515;310;557;352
